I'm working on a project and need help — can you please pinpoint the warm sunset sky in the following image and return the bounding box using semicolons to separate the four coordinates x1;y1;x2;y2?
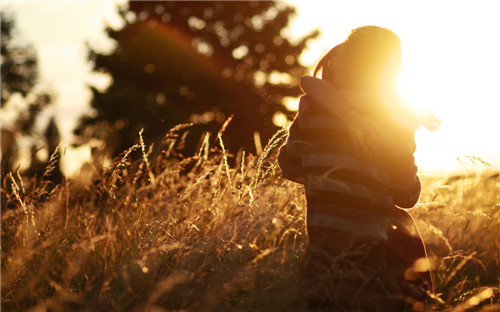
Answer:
2;0;499;175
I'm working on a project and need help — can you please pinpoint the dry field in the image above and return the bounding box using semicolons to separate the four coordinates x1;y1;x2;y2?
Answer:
2;125;499;311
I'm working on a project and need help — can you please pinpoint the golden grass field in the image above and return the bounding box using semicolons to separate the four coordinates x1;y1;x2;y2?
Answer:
2;125;499;311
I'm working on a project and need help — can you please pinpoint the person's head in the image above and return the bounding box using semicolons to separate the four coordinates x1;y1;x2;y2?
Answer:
314;26;402;93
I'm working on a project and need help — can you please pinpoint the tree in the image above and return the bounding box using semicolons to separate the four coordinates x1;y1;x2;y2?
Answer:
75;1;318;157
1;11;38;105
1;11;62;185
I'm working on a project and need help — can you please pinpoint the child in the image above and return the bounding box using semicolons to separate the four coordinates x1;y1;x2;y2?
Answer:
278;26;435;311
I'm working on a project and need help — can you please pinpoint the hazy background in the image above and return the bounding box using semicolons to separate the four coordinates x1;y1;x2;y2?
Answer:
2;0;499;175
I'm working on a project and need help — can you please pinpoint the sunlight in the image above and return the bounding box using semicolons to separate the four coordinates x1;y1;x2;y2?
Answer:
396;68;431;114
272;111;289;127
283;96;299;112
286;0;500;172
395;43;500;172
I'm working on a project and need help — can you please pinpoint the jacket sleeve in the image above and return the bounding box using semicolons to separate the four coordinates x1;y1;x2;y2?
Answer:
384;133;422;208
278;107;305;184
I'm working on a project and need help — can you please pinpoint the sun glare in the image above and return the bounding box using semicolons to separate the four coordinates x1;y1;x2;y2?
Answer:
396;68;430;114
272;112;289;127
285;0;500;172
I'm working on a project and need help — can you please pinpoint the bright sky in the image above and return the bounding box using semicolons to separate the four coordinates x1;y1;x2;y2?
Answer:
2;0;499;175
286;0;500;175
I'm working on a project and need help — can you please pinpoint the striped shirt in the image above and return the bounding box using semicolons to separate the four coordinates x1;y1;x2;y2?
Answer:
278;94;421;241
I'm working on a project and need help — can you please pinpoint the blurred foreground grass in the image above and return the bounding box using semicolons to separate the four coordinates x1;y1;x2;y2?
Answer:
2;125;499;311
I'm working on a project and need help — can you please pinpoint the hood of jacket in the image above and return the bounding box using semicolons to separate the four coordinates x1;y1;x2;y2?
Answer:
300;76;393;118
299;76;430;133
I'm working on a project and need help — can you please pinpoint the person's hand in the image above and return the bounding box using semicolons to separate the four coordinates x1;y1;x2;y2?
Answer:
421;112;441;132
341;109;382;158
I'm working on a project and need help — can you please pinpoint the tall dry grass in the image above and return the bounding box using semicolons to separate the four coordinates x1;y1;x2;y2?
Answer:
412;171;500;311
1;124;499;311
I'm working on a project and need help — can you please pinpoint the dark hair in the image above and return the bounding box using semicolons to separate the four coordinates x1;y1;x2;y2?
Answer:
313;44;342;83
314;26;402;90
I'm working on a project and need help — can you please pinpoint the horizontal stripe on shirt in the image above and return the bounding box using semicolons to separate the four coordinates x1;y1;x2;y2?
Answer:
304;166;386;190
307;213;389;240
302;153;390;184
306;200;392;227
305;176;394;207
296;128;351;143
297;141;354;155
299;115;345;130
306;190;394;217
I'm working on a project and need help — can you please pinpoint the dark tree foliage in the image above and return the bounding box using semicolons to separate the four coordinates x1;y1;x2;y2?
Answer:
75;1;318;157
1;11;38;104
1;11;62;185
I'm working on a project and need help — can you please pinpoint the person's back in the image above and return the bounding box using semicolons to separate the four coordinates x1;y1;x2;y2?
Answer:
278;26;434;311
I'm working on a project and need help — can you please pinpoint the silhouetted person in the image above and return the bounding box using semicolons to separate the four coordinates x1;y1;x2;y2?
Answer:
279;26;438;311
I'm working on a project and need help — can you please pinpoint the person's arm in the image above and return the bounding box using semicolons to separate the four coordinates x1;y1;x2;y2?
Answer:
383;133;422;208
300;76;382;158
388;161;421;208
300;76;354;120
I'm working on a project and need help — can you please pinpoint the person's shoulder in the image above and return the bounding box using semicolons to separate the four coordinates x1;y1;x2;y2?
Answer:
298;94;329;115
297;95;310;112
